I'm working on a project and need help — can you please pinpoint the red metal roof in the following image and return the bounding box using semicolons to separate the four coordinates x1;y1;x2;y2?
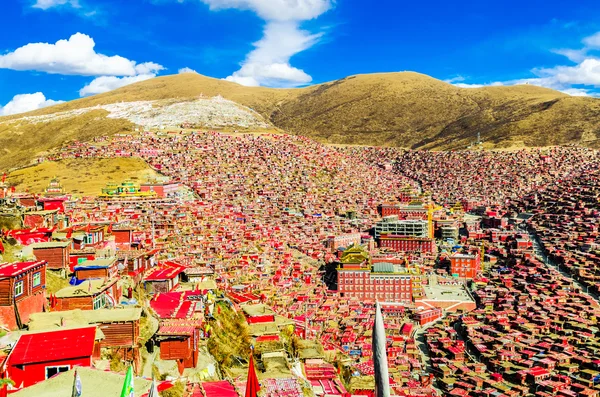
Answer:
144;263;185;281
150;291;200;319
9;326;96;365
0;261;46;278
202;381;238;397
157;325;195;336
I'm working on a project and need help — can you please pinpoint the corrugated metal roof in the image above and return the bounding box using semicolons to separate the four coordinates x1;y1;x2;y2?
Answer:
9;326;96;365
372;262;394;273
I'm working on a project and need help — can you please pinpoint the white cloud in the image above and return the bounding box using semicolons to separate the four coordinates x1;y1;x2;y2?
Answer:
450;31;600;96
452;83;485;88
444;76;465;84
198;0;332;87
200;0;331;22
559;88;591;96
531;58;600;87
583;32;600;49
79;74;156;96
0;92;64;116
178;67;198;74
552;48;589;63
225;21;320;87
135;62;164;75
32;0;80;10
0;33;163;77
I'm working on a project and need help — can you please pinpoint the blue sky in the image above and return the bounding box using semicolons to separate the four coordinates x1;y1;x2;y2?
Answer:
1;0;600;115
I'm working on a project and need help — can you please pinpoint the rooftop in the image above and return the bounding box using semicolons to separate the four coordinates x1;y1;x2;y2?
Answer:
9;326;96;365
0;261;46;278
28;308;143;330
74;258;117;270
144;262;185;281
55;278;118;298
29;241;71;249
12;367;156;397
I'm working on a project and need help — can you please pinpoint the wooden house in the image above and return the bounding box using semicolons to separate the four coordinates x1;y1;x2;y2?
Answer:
111;226;135;247
23;210;60;229
242;304;276;324
54;278;121;311
144;262;185;294
156;321;200;375
37;197;68;212
69;250;96;272
0;261;47;330
28;308;143;373
117;251;146;285
29;241;71;273
183;266;214;283
74;258;118;280
6;326;98;387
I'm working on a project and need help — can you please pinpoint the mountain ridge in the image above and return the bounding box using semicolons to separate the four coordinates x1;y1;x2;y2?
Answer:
1;71;599;170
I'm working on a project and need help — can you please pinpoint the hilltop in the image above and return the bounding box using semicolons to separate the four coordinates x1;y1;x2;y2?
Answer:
1;71;600;170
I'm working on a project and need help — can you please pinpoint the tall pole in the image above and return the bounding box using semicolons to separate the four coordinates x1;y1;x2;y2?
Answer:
373;302;391;397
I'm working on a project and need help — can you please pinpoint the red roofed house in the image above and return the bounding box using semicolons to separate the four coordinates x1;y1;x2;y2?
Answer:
111;226;135;247
6;326;97;387
0;261;47;330
5;229;53;246
156;321;200;375
149;292;204;374
23;210;59;229
144;262;185;294
415;308;443;326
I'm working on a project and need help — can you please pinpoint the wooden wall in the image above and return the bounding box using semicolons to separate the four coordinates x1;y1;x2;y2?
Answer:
159;338;191;360
33;247;69;270
98;321;139;348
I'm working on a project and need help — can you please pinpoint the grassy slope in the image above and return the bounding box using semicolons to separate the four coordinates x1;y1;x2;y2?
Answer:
1;72;599;171
7;158;161;197
272;73;600;149
0;110;135;171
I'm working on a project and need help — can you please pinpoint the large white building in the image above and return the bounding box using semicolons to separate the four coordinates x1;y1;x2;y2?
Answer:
375;216;429;239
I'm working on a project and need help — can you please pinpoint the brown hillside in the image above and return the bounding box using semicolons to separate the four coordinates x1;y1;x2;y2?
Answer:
1;71;599;170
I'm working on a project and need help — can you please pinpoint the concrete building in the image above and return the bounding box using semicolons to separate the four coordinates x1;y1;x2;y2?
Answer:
450;252;481;279
375;216;429;239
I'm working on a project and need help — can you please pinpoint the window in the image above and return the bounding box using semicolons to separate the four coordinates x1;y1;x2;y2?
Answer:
46;365;70;379
14;280;24;297
93;294;106;310
33;272;41;287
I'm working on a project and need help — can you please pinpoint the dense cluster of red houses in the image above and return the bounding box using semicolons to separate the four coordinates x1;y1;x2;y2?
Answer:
0;128;599;397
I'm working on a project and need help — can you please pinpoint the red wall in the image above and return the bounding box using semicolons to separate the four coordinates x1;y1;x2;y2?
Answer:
9;356;92;387
246;315;275;324
42;201;65;212
112;230;132;244
69;254;96;272
15;292;46;327
0;306;17;330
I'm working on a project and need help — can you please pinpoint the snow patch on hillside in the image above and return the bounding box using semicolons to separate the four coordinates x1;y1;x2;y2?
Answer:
0;96;271;129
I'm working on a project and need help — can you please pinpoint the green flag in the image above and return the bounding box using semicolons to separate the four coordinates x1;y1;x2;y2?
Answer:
120;366;134;397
